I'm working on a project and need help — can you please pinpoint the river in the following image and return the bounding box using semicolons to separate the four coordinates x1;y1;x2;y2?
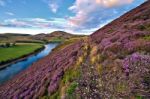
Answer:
0;43;59;84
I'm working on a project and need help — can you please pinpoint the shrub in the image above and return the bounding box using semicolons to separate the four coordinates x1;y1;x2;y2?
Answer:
99;53;107;62
12;42;16;46
143;75;150;89
5;42;10;47
50;91;60;99
62;68;80;84
66;82;78;95
136;96;143;99
143;35;150;40
138;25;146;30
107;29;115;33
123;53;150;76
138;24;150;31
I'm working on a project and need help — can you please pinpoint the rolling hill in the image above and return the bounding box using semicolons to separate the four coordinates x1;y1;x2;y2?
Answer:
0;31;78;43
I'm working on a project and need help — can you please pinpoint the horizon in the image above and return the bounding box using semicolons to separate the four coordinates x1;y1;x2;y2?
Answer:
0;0;146;35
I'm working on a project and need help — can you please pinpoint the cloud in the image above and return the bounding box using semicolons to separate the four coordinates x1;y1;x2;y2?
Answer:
0;17;92;34
96;0;134;8
0;0;145;35
1;17;72;30
3;19;30;27
43;0;59;13
68;0;135;28
5;12;14;16
49;3;58;13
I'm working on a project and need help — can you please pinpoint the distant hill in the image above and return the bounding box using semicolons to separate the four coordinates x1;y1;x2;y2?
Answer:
31;31;75;42
0;33;31;43
0;31;79;43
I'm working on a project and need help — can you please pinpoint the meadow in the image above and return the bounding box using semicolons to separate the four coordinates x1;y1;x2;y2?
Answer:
0;43;43;63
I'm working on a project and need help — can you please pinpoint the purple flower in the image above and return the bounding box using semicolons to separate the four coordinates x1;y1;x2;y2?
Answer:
123;53;150;76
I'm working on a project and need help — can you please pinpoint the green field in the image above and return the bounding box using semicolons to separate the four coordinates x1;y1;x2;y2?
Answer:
0;43;43;63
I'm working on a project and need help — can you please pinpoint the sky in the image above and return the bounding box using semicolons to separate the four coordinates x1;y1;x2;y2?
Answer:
0;0;146;35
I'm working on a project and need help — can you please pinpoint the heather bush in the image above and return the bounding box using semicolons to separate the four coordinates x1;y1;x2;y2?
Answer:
123;53;150;76
143;75;150;90
138;24;150;31
123;40;148;54
101;38;112;48
105;42;122;54
138;25;146;31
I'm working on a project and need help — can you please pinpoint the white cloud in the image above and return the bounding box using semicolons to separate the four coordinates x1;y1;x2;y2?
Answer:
96;0;134;8
43;0;59;13
0;17;95;35
0;26;88;35
68;0;135;27
5;12;14;16
49;3;58;13
0;27;58;34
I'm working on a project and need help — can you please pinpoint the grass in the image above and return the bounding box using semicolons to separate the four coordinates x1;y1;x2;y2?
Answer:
49;91;60;99
49;37;65;43
116;82;127;93
143;35;150;40
62;66;80;84
16;40;44;44
0;43;43;63
53;36;87;52
66;82;78;95
136;96;143;99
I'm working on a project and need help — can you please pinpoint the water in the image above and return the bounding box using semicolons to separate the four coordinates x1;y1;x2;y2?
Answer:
0;43;59;84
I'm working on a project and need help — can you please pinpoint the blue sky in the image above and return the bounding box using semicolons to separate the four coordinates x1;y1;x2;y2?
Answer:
0;0;146;34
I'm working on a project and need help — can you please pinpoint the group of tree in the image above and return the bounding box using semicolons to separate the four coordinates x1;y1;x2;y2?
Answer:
0;42;16;48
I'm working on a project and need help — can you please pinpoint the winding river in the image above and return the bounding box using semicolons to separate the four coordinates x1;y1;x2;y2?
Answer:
0;43;59;84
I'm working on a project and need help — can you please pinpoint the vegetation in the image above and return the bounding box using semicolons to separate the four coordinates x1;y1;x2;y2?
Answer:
0;43;43;63
16;40;44;44
48;37;65;43
66;82;78;95
52;36;87;52
138;24;150;31
143;35;150;40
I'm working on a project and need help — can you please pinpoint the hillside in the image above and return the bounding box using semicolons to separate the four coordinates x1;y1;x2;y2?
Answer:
0;1;150;99
0;33;32;43
31;31;76;42
0;31;77;43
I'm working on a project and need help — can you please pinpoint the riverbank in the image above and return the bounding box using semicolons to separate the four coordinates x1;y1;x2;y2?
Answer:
0;43;45;69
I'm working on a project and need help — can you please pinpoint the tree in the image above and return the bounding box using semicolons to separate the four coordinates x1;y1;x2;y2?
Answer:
5;42;10;47
12;42;16;46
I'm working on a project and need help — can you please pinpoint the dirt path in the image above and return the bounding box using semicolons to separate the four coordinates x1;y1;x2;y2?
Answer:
77;46;101;99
